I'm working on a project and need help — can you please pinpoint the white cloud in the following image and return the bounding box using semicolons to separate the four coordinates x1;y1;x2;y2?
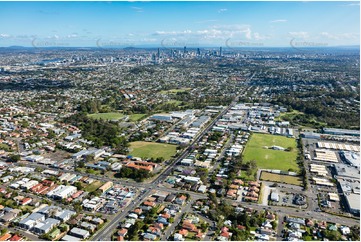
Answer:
131;6;143;12
153;30;192;36
0;34;10;38
270;19;287;23
152;24;254;42
67;34;78;38
218;8;227;13
320;32;359;40
289;31;309;39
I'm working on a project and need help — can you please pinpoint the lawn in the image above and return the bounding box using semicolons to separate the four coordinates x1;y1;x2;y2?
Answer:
128;141;177;160
260;171;302;186
88;112;125;121
129;114;147;122
160;88;191;94
243;133;299;172
84;180;104;193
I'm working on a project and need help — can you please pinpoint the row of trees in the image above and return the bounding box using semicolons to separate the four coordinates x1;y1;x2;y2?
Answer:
115;167;152;182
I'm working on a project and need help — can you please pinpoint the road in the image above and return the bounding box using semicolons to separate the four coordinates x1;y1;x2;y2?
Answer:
92;85;241;240
161;201;193;241
228;199;358;227
276;212;285;240
6;227;42;241
92;188;153;241
209;132;234;174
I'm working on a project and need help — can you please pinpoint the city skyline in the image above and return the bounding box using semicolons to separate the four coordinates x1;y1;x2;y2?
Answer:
0;1;360;48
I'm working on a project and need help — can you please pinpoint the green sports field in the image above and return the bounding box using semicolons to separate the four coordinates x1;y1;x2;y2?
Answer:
243;133;299;172
88;112;125;121
129;114;147;122
128;141;177;160
159;88;191;94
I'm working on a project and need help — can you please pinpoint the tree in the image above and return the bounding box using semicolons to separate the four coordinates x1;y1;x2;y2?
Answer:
85;155;95;163
47;129;56;139
0;228;7;235
60;225;68;233
323;230;341;241
35;167;43;173
271;221;277;230
77;161;85;168
350;226;360;241
200;222;209;232
8;154;20;162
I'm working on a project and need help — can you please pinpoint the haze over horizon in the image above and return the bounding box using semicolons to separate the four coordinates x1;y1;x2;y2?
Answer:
0;1;359;48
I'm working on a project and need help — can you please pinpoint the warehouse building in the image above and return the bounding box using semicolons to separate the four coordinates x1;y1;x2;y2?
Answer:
323;128;360;137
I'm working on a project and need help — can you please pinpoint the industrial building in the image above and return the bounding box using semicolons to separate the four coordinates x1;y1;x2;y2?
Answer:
339;151;360;168
314;149;338;163
323;128;360;137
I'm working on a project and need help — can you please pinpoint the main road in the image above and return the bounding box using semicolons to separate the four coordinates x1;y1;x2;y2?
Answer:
92;89;241;240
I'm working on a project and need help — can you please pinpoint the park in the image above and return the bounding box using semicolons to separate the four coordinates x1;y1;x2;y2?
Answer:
128;141;177;160
243;133;299;172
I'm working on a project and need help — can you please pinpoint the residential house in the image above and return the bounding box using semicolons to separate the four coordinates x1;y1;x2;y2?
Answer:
69;227;90;239
117;229;128;237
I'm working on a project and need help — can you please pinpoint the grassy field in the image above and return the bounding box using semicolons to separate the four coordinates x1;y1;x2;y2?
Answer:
243;133;299;172
260;171;302;186
166;100;183;105
275;110;303;121
84;180;103;193
88;112;125;121
128;141;177;160
160;88;191;94
129;114;147;122
239;170;257;181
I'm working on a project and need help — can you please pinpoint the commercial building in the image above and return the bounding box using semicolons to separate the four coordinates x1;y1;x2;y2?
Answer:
98;181;113;193
334;164;360;179
301;132;322;140
323;128;360;137
340;151;360;168
337;178;360;215
344;193;360;215
183;176;201;184
47;185;77;200
270;191;279;202
150;114;172;122
125;160;157;172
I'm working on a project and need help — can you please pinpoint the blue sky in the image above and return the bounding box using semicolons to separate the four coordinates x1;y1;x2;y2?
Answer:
0;1;359;47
